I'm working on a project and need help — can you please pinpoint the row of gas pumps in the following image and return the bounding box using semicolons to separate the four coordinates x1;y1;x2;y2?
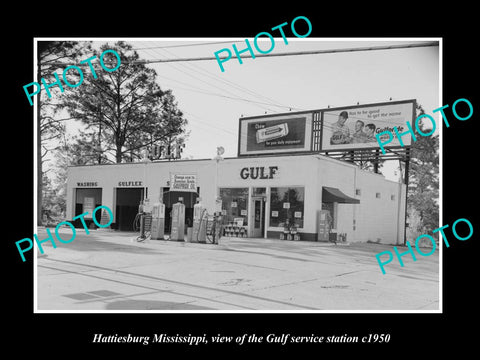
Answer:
136;197;218;243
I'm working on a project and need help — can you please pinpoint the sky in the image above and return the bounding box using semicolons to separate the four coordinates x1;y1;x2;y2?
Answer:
57;37;440;181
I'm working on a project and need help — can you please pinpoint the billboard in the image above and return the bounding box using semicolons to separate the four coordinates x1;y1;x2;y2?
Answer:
238;113;313;156
321;100;415;151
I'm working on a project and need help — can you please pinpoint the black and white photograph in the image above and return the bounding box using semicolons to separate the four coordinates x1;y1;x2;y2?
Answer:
32;37;440;312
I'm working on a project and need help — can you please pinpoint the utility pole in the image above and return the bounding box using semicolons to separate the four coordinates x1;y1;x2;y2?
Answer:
403;148;410;246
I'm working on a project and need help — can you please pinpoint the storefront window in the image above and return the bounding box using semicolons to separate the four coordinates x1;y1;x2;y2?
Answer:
270;187;305;228
220;188;249;226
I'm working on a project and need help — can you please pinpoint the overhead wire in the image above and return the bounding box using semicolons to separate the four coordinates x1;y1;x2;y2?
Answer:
52;42;431;156
138;45;286;129
131;41;439;65
133;41;431;123
155;72;300;109
136;46;243;141
137;43;316;146
144;47;281;114
158;46;302;112
138;48;410;141
45;41;436;120
131;40;241;51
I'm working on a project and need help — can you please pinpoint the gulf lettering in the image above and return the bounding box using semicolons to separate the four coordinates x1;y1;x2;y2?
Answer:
240;166;278;179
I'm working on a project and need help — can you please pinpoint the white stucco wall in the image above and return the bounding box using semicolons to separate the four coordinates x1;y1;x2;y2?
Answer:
66;154;406;243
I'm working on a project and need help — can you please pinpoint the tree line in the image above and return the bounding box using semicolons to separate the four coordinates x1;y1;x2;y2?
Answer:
38;41;188;225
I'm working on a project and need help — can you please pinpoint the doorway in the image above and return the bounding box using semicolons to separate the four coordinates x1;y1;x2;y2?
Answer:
73;188;102;228
162;187;199;234
251;197;265;238
115;188;144;231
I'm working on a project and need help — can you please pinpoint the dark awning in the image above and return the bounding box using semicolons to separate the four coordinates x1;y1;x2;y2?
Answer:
322;186;360;204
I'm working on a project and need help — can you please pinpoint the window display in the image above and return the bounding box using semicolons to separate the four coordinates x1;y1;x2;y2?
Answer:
270;187;304;228
219;188;249;226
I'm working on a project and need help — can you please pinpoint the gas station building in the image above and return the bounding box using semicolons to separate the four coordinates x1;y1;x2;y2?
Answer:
66;100;413;244
66;153;406;243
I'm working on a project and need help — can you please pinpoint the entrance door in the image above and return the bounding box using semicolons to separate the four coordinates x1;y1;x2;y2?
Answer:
251;197;265;238
162;187;199;234
115;188;144;231
73;188;102;228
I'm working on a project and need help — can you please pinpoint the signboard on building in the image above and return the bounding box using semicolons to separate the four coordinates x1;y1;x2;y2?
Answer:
117;181;143;187
238;113;313;156
76;182;98;187
321;100;415;151
169;174;197;192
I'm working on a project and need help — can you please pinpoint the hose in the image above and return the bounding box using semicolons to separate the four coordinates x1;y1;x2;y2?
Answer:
196;209;208;242
133;213;142;232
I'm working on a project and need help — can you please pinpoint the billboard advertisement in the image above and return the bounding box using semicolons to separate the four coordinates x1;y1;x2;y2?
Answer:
321;100;415;151
238;113;313;156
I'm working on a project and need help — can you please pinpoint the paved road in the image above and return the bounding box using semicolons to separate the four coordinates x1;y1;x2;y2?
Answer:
36;227;440;311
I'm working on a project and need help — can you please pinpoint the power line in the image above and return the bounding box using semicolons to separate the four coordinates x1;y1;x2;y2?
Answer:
134;41;439;65
158;47;300;111
44;42;438;67
132;40;240;50
149;49;281;113
158;77;296;109
183;110;237;136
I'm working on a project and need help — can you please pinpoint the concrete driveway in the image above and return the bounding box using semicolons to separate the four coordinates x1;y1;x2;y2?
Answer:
35;228;440;312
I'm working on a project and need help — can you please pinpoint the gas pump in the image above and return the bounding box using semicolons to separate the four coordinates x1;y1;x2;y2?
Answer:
143;198;152;213
170;198;185;241
151;198;165;240
192;198;206;243
136;198;152;241
212;211;223;244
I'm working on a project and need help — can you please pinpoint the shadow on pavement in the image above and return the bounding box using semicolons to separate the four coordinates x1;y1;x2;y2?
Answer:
39;229;167;255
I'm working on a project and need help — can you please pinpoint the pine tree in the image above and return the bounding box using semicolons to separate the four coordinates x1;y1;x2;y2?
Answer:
406;103;439;243
36;41;92;225
58;41;188;164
